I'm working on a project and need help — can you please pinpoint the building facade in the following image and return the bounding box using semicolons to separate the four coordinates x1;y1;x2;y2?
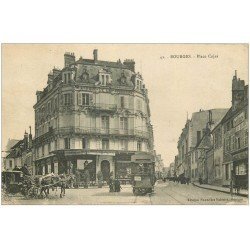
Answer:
33;50;154;182
178;109;228;182
221;71;248;189
5;128;33;173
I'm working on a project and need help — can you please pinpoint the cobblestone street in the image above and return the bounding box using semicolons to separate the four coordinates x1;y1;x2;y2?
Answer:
2;181;247;205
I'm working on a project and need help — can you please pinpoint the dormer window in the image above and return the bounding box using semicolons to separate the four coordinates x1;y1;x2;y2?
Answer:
63;72;71;84
134;73;143;90
99;69;111;86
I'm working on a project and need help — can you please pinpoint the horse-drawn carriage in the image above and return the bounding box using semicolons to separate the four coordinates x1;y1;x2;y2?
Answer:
2;168;73;199
2;170;24;194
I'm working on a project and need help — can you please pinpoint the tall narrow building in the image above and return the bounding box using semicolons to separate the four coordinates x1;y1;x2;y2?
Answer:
33;50;154;182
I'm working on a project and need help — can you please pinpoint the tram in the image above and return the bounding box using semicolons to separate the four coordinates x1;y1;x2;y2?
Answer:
130;153;155;195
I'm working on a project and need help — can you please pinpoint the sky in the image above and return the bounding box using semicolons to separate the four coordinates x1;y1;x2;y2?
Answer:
1;44;248;167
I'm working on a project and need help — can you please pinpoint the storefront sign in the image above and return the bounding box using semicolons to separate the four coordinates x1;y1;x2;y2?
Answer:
115;153;132;162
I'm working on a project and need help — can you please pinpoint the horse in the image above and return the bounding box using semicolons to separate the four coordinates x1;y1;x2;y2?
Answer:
39;174;71;198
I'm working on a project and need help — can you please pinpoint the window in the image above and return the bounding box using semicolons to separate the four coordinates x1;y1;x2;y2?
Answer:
120;117;128;130
9;160;13;169
137;141;142;151
48;142;51;153
106;75;109;84
47;101;51;114
54;139;57;150
78;93;91;106
82;93;90;106
82;138;87;149
54;97;58;110
101;116;109;130
102;139;109;150
237;137;241;149
120;96;125;109
101;75;105;85
235;164;247;175
63;93;71;106
225;164;230;180
121;139;128;150
64;138;70;149
136;99;142;111
42;145;44;156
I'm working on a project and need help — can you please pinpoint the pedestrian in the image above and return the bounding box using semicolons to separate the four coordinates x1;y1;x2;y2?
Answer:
109;178;114;192
199;177;202;185
114;178;121;192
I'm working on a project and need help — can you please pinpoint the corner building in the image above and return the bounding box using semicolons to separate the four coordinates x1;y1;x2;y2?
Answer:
33;50;154;182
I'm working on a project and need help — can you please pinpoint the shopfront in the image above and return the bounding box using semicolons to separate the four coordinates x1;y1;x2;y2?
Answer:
232;149;248;189
115;153;134;184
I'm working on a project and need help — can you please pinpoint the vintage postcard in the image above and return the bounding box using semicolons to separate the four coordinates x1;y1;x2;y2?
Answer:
1;44;248;205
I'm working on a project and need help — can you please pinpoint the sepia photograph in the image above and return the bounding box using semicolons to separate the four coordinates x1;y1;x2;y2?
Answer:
1;44;249;205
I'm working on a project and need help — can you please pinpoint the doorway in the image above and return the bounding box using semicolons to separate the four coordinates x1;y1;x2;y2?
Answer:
101;160;110;182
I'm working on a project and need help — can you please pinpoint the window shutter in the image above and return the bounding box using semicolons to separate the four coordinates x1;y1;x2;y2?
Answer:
89;94;93;105
60;94;64;106
124;96;128;108
78;92;82;105
70;93;73;105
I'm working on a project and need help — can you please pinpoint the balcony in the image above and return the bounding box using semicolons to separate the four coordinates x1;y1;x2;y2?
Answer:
34;128;54;145
88;103;117;113
54;127;149;139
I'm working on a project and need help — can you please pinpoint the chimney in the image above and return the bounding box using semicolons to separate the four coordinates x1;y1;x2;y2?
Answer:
36;91;43;102
24;130;28;150
93;49;98;63
47;71;53;84
123;59;135;72
29;126;32;149
64;52;75;68
52;68;61;79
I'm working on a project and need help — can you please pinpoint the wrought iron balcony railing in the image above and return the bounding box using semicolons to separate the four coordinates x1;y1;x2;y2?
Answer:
87;103;117;111
54;126;150;139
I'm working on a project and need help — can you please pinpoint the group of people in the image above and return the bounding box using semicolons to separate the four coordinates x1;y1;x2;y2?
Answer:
108;178;121;192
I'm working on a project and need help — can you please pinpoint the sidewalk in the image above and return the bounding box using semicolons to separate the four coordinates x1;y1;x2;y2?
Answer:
193;182;248;197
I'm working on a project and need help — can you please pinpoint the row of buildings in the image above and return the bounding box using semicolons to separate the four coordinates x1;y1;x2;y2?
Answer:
169;71;248;189
3;50;163;181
